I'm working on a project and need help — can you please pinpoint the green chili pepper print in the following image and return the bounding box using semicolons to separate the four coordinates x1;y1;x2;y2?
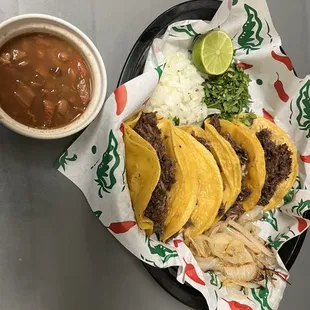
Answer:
232;0;238;6
265;19;273;43
172;24;198;37
238;4;263;54
121;165;126;192
155;64;165;79
207;271;222;288
140;254;159;268
93;210;102;218
289;100;294;125
295;175;303;189
284;188;295;205
283;176;303;205
94;130;120;197
146;236;178;263
290;80;310;137
267;231;293;250
261;210;278;231
54;150;77;171
251;278;272;310
292;199;310;217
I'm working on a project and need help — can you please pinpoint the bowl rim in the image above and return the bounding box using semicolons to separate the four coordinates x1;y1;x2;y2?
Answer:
0;13;107;139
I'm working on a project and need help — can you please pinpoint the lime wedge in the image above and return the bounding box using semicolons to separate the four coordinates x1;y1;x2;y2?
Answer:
192;30;233;75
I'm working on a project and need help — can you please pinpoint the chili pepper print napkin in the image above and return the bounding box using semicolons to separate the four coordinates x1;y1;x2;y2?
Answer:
56;0;310;309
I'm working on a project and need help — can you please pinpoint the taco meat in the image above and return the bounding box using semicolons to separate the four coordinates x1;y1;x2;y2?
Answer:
209;116;252;218
191;132;211;152
183;218;193;229
222;133;249;168
209;116;248;167
256;129;292;206
209;115;221;132
217;203;226;217
223;137;251;218
133;112;176;233
223;204;244;219
223;185;251;219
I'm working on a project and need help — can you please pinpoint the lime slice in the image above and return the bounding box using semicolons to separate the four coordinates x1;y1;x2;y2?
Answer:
192;30;233;75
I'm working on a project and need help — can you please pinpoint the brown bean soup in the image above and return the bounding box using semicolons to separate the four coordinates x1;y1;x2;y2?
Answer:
0;33;92;129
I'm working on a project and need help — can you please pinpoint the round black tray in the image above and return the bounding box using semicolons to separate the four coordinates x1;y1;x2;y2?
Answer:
118;1;309;309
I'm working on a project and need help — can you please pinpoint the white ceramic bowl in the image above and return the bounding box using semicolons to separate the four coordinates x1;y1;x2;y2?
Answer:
0;14;107;139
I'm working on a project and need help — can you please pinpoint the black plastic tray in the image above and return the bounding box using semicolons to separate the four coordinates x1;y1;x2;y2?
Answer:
118;1;309;309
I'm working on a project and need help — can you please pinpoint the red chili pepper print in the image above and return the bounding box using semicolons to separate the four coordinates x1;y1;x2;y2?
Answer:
114;84;127;116
236;62;253;70
173;239;182;248
262;108;275;123
223;299;252;310
271;51;293;71
300;154;310;164
296;217;308;232
107;221;136;234
277;271;289;280
183;259;205;285
120;123;124;134
227;0;232;10
274;72;289;102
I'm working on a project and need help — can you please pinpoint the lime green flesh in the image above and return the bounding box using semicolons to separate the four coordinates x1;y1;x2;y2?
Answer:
192;30;233;75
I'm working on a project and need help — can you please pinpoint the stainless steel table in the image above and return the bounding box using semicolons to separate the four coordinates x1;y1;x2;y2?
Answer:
0;1;309;309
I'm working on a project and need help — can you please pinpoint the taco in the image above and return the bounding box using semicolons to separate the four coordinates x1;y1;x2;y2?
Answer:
247;116;298;211
181;125;241;220
124;112;199;241
175;126;224;237
205;116;266;214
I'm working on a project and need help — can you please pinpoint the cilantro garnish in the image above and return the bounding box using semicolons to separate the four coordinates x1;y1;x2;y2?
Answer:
238;112;257;127
203;63;251;120
173;117;180;126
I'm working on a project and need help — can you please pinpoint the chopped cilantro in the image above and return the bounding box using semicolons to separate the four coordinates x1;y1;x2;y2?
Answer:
203;63;251;120
173;117;180;126
238;112;257;127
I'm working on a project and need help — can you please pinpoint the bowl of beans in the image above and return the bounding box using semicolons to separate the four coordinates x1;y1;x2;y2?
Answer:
0;14;107;139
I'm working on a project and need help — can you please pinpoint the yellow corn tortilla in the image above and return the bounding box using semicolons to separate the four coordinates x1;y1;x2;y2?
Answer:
250;116;298;211
199;123;242;215
158;121;199;241
124;114;199;240
124;124;159;235
206;119;266;212
179;126;224;237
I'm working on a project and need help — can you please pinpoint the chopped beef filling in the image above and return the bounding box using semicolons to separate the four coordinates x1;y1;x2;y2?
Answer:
134;112;176;233
225;145;251;219
192;130;227;220
209;115;251;219
223;185;251;219
183;218;193;229
222;204;245;220
209;115;221;133
191;132;211;152
220;129;252;219
237;185;252;204
209;115;249;167
217;203;226;217
256;129;292;206
254;274;265;283
222;131;251;218
217;163;223;173
222;133;249;167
